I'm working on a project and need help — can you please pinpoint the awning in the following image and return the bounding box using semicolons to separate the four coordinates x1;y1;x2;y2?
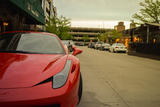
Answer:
145;23;160;27
9;0;45;25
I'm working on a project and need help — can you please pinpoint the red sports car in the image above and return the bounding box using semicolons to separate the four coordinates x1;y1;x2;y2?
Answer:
0;31;83;107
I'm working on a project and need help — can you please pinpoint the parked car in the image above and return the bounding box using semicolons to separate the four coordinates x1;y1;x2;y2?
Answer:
84;42;89;46
88;42;91;48
0;31;83;107
61;40;74;52
101;43;111;51
109;43;127;53
95;42;104;50
75;42;85;46
88;42;95;48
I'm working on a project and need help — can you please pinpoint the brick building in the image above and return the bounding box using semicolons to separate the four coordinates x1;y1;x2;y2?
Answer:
114;22;125;32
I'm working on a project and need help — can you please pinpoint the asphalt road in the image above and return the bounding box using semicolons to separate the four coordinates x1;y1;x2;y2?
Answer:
77;46;160;107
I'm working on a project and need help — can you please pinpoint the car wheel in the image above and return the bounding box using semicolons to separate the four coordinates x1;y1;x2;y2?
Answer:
78;73;83;104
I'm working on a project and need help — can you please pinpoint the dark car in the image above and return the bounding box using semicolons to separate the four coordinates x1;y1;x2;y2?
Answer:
88;42;95;48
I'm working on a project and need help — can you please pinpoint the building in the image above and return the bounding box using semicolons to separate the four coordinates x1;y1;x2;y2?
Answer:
69;27;113;42
53;6;57;17
0;0;45;32
42;0;57;24
123;23;160;55
130;21;136;29
114;22;125;32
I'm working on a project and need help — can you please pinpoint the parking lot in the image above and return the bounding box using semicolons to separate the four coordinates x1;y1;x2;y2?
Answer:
78;46;160;107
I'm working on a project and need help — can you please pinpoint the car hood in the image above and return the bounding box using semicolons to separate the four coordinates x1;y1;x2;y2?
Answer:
0;53;67;89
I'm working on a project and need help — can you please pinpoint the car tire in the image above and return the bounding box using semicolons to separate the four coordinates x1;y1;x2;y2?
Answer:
78;73;83;104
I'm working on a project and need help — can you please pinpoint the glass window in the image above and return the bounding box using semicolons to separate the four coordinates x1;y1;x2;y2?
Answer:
0;33;65;54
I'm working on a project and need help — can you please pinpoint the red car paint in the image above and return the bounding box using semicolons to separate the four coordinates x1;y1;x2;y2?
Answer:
0;31;82;107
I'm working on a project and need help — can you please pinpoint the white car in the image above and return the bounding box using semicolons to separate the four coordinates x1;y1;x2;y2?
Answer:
101;43;111;50
95;42;103;49
109;43;127;53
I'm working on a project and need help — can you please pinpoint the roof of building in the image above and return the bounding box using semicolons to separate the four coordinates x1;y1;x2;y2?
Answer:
123;23;160;35
70;27;113;32
145;23;160;27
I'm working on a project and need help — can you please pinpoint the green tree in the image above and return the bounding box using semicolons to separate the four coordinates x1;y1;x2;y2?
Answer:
97;33;101;41
46;17;58;34
111;30;123;41
46;16;73;39
82;35;90;42
98;32;109;42
132;0;160;24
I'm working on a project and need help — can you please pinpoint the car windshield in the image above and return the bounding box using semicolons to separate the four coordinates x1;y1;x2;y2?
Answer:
0;33;65;54
105;43;110;45
116;43;125;46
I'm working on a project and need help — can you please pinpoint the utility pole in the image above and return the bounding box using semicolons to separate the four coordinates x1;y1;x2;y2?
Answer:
147;25;149;44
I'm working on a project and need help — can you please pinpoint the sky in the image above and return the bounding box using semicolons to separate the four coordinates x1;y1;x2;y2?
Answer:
54;0;144;29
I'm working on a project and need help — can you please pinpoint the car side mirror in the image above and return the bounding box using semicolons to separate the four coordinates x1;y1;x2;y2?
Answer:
68;46;73;52
72;46;82;56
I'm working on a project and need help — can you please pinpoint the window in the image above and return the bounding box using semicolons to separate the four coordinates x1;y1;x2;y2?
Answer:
0;33;65;54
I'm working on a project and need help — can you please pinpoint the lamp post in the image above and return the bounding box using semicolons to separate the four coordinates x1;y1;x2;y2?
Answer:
147;25;149;44
108;34;113;44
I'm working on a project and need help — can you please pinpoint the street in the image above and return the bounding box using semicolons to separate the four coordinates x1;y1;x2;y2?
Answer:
0;0;160;107
77;46;160;107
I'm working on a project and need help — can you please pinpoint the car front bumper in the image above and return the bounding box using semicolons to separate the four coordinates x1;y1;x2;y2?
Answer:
103;47;110;50
0;72;80;107
115;48;127;52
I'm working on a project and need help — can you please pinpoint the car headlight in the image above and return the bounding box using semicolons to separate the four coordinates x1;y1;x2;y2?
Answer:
52;60;72;89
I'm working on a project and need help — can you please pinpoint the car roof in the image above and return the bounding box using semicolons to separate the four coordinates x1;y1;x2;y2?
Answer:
113;43;124;44
112;43;125;46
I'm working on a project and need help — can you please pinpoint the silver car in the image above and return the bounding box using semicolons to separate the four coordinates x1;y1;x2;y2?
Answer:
109;43;127;53
101;43;111;50
61;40;74;52
95;42;103;50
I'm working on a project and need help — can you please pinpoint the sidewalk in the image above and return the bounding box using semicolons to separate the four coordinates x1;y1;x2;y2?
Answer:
128;51;160;61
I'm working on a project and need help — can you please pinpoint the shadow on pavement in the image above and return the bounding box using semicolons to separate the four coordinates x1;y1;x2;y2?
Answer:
78;91;114;107
128;51;160;61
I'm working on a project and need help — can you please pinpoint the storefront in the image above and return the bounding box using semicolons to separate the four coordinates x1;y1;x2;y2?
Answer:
123;23;160;55
0;0;45;32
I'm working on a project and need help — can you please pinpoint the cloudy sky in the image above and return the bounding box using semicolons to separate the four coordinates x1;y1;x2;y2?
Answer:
54;0;144;29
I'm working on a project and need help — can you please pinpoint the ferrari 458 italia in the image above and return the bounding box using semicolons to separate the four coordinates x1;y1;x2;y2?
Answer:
0;31;83;107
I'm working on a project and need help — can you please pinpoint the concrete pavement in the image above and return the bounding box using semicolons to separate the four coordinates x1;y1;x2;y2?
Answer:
77;46;160;107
